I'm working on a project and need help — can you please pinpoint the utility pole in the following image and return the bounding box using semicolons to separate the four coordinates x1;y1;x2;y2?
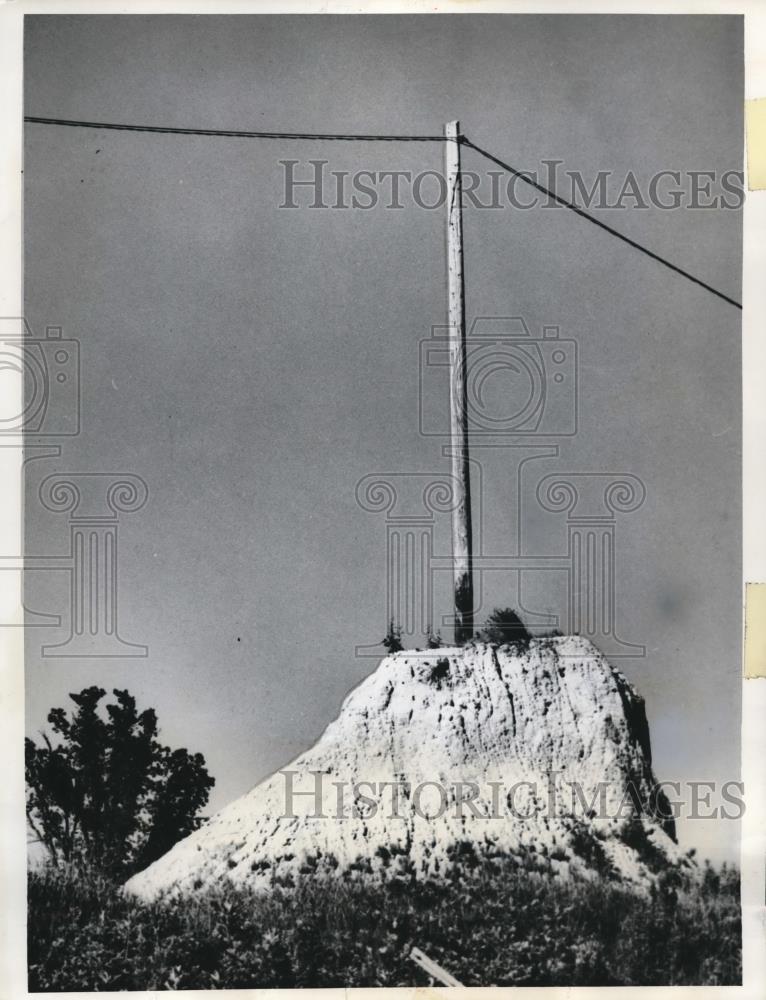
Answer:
444;120;474;645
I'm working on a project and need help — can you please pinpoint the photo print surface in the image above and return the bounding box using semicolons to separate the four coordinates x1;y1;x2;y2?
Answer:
21;13;743;990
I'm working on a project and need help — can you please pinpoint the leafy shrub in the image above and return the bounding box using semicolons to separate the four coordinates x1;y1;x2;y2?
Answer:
381;620;403;653
26;687;214;879
426;658;451;687
27;856;741;990
477;608;532;647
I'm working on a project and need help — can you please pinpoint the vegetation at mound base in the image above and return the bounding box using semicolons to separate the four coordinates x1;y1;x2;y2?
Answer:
26;687;214;880
28;855;740;990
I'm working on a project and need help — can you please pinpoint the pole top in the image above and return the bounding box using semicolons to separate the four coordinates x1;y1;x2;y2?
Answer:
445;120;460;139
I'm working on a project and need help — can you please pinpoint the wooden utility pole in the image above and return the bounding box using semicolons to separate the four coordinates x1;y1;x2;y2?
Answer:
444;120;474;645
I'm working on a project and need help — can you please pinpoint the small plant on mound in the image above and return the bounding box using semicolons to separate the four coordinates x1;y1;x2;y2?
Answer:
426;657;451;688
425;625;443;649
477;608;532;648
381;620;403;653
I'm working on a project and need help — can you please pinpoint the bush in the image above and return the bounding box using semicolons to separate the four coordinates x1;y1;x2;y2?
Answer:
381;620;403;654
568;821;615;879
27;856;741;990
425;626;443;649
26;687;214;879
477;608;531;647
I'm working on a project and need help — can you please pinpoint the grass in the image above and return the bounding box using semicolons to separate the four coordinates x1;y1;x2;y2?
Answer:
28;857;741;990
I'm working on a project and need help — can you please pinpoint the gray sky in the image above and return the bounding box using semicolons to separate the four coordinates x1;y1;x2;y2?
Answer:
23;14;742;862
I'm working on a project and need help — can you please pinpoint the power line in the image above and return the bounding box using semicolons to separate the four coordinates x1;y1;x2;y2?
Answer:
460;136;742;311
24;115;742;311
23;116;444;143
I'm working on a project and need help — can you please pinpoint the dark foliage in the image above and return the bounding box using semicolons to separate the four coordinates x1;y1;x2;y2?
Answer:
25;687;214;879
425;626;443;649
381;620;404;653
477;608;532;647
28;857;741;990
568;821;615;879
426;658;452;687
620;814;669;874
